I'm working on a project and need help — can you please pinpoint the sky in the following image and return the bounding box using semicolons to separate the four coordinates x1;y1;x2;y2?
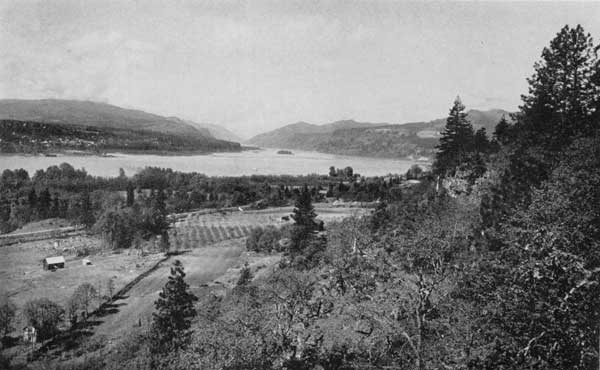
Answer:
1;1;600;139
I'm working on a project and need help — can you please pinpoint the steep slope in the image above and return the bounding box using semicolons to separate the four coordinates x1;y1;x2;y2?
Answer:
247;110;512;158
0;99;208;139
0;119;241;154
0;99;241;153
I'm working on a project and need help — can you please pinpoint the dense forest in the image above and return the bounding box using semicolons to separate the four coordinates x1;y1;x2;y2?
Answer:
0;120;241;154
1;24;599;370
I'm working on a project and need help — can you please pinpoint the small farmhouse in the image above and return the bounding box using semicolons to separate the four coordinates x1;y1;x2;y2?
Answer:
23;326;36;343
43;256;65;270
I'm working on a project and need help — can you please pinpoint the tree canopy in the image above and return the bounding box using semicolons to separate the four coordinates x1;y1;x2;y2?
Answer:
150;260;198;353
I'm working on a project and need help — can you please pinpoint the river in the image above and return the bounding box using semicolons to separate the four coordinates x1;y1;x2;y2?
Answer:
0;149;425;177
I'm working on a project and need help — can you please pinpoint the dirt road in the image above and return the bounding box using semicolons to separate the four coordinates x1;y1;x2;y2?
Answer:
90;240;244;344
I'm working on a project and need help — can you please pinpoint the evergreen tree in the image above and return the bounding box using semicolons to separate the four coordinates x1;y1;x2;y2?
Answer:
38;187;51;219
50;193;60;218
0;196;10;233
291;185;317;229
126;181;135;207
498;24;600;212
27;188;37;211
433;96;475;177
370;201;390;233
473;127;490;154
147;189;170;236
289;186;325;268
519;24;599;151
150;260;198;352
79;191;95;228
492;115;513;147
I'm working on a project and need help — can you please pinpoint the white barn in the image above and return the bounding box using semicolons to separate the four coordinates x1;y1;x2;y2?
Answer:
43;256;65;270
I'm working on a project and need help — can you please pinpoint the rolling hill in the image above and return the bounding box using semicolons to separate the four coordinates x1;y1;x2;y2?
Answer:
0;99;241;153
247;120;377;150
0;99;210;138
247;110;511;159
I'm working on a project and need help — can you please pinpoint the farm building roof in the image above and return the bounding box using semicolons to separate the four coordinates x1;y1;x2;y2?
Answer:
44;256;65;264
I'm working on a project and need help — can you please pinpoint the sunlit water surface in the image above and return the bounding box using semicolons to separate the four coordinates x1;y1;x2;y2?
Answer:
0;149;425;177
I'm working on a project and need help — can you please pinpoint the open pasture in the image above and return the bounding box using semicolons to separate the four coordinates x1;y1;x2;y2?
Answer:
0;235;164;332
169;204;367;251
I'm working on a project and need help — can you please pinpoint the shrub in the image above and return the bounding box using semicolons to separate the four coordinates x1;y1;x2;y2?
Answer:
245;227;263;252
0;295;16;339
406;164;424;179
246;226;283;253
23;298;64;340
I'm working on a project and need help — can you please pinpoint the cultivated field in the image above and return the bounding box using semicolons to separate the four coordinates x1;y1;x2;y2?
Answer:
169;204;367;251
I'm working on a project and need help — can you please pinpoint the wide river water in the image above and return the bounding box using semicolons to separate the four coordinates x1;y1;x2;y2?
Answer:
0;149;425;177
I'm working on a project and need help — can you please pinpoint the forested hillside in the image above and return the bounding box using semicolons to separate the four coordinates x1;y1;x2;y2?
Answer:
0;100;242;154
248;110;510;159
0;120;241;154
0;100;211;139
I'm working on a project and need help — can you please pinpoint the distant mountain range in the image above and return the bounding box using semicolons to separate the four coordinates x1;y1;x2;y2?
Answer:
247;109;512;159
0;99;241;153
178;120;242;143
0;99;511;158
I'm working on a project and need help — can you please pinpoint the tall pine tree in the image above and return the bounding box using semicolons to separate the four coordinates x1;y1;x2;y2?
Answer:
38;188;51;219
126;181;135;207
499;24;600;211
433;96;475;177
288;186;325;269
519;24;599;151
290;185;317;229
492;115;513;147
150;260;197;352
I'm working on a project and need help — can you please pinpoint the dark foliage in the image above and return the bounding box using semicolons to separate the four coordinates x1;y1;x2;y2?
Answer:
150;260;198;353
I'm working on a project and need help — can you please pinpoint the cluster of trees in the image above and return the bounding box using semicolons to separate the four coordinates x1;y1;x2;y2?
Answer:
432;96;493;183
246;186;327;269
328;166;355;178
0;278;118;347
0;296;17;343
0;163;126;233
246;225;287;253
0;119;241;154
93;188;170;251
1;163;414;236
431;24;600;369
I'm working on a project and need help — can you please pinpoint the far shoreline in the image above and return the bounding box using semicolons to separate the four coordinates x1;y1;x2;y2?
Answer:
0;147;430;162
0;146;261;158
